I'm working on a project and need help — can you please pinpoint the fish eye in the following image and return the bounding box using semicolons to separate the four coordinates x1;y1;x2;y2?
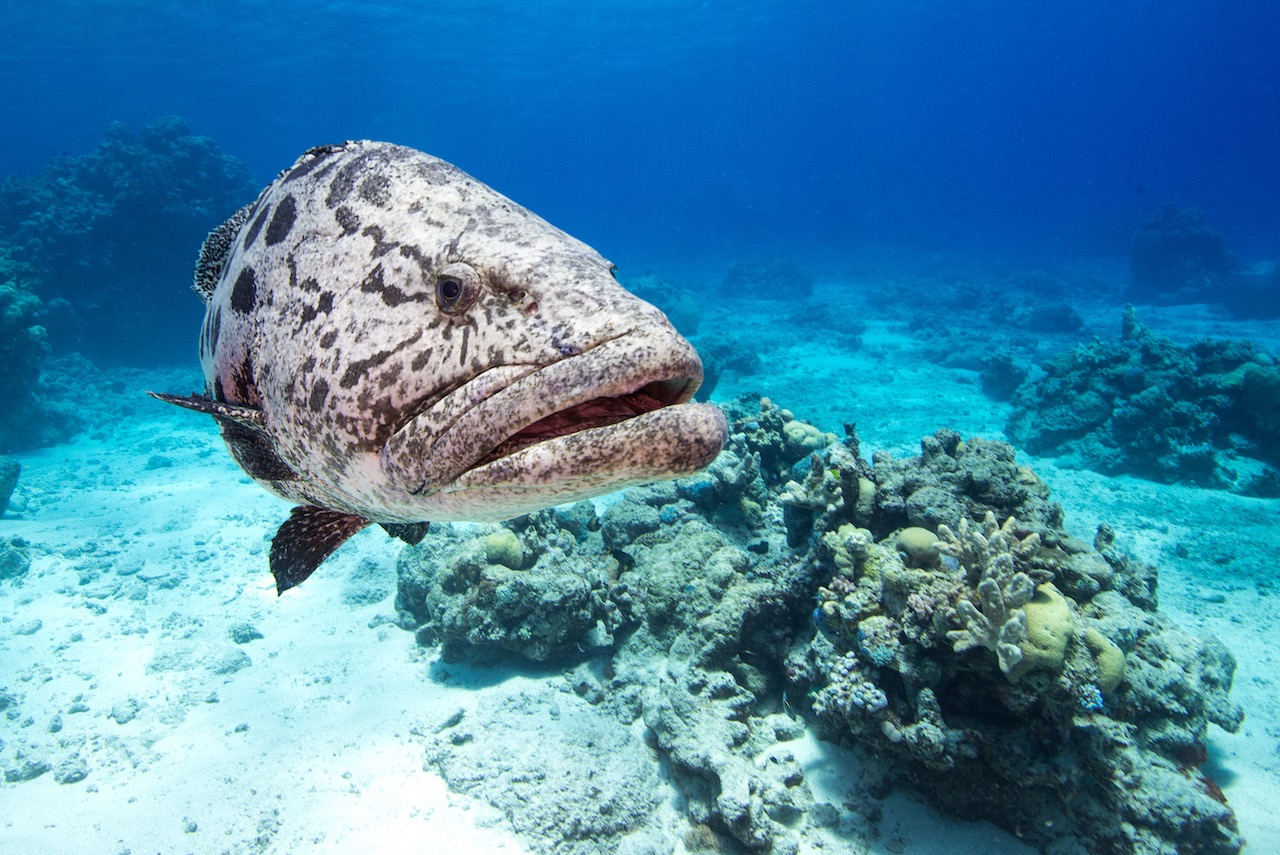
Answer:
435;262;480;314
608;264;618;280
438;278;462;305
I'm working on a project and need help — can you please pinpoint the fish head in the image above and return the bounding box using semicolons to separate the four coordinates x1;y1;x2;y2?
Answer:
201;142;726;522
375;199;728;520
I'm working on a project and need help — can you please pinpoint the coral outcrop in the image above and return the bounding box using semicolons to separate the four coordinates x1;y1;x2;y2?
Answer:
1129;204;1241;304
0;456;20;517
791;424;1242;854
395;511;616;665
0;253;50;452
0;117;257;363
624;273;703;335
1008;306;1280;495
396;396;1243;854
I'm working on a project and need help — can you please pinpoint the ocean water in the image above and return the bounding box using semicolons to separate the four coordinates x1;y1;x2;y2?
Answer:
1;2;1279;853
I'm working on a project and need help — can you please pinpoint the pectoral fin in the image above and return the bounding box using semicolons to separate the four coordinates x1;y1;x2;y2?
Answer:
269;506;370;595
149;392;298;482
148;391;264;424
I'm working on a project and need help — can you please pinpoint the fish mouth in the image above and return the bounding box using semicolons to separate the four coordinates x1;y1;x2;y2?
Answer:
379;330;727;512
469;377;696;469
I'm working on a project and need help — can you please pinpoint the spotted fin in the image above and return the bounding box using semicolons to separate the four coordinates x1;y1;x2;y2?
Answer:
148;391;263;424
270;506;371;595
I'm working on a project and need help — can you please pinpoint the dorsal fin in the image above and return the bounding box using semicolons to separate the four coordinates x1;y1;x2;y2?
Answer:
270;506;370;595
193;203;255;302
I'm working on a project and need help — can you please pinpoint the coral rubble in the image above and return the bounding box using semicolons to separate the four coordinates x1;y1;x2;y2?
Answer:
395;396;1244;854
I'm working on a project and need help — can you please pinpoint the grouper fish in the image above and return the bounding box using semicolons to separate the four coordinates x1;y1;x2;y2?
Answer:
152;141;727;594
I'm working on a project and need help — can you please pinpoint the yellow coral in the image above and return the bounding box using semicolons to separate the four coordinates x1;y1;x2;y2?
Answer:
821;524;881;577
896;526;940;566
1084;626;1126;693
484;529;525;570
782;419;830;455
1009;583;1074;682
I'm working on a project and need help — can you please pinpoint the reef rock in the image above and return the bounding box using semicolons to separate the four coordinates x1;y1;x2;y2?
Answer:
1008;307;1280;495
396;511;618;665
0;117;257;362
397;395;1243;854
792;427;1243;855
1129;204;1241;304
0;457;20;516
0;259;50;452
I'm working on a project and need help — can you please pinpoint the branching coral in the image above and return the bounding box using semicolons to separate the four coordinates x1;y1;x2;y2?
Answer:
937;514;1039;676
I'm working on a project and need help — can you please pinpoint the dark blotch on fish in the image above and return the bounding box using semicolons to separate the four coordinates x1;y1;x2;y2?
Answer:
265;194;297;246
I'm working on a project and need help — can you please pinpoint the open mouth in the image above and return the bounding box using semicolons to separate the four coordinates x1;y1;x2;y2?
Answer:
472;377;696;468
380;330;723;499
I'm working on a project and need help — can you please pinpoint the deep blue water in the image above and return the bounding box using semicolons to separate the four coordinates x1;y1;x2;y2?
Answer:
3;0;1278;268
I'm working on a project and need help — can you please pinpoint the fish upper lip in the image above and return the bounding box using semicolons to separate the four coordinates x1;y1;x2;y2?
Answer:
379;328;703;494
387;329;635;446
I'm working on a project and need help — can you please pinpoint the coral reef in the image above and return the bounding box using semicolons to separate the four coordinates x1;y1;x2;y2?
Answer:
624;273;702;335
1007;307;1280;495
1129;204;1241;304
0;253;50;452
396;396;1243;853
1219;261;1280;320
791;425;1242;854
868;263;1096;378
396;512;618;665
0;117;257;363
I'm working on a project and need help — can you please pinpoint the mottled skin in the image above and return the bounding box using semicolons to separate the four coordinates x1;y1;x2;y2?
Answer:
155;141;726;591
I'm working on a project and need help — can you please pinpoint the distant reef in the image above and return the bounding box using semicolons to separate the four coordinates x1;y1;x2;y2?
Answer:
396;397;1243;855
1128;204;1280;318
1007;307;1280;496
0;117;257;451
0;116;257;362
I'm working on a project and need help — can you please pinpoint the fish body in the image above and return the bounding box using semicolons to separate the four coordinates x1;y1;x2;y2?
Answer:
153;141;726;592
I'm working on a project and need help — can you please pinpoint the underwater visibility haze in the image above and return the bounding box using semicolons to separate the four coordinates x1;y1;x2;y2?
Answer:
1;1;1279;853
